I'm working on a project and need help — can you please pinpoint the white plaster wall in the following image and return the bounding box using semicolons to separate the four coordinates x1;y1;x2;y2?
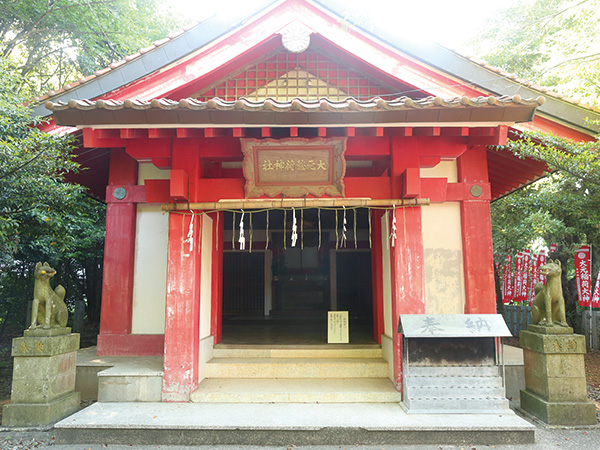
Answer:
199;215;213;339
138;163;171;184
381;334;394;382
130;164;171;335
197;335;214;383
420;160;465;314
381;212;393;337
421;203;465;314
420;160;458;183
131;204;169;334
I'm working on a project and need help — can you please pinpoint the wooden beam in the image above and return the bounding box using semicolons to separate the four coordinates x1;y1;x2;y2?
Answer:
205;128;228;138
120;129;148;139
177;128;203;138
441;127;469;137
149;128;176;139
82;128;125;148
162;197;430;211
413;127;441;136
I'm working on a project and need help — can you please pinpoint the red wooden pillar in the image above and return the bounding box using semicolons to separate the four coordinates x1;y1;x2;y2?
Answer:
458;146;496;314
98;149;138;355
389;206;425;389
389;137;425;390
162;212;202;402
370;210;385;344
211;211;224;343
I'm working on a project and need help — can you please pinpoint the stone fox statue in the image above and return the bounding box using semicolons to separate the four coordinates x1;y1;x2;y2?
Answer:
531;259;568;327
29;262;68;329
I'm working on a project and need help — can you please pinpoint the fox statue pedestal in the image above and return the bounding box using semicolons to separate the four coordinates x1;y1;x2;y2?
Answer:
519;325;596;425
1;328;80;427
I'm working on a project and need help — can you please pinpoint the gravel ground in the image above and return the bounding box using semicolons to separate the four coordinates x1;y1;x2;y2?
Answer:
2;427;600;450
0;431;55;450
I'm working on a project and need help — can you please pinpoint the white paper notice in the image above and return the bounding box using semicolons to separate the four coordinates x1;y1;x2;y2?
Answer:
328;311;349;343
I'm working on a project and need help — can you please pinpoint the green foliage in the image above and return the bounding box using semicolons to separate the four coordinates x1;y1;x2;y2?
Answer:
474;0;600;106
504;130;600;187
491;172;600;257
0;58;105;327
0;59;82;262
0;0;183;97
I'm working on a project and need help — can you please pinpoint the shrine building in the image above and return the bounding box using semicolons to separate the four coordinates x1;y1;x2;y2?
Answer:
39;0;600;405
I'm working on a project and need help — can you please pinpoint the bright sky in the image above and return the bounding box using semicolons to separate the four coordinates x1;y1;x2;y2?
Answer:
165;0;518;51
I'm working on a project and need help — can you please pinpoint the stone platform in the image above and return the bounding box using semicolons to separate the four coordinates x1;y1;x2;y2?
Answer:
2;328;80;427
54;402;535;446
520;325;596;425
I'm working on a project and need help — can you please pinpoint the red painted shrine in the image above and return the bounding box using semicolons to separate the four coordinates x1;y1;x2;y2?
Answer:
41;0;600;402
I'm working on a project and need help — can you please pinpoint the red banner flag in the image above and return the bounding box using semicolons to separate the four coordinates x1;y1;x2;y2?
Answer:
537;249;547;285
503;255;513;304
514;252;523;303
532;252;540;289
550;243;557;253
575;245;592;307
522;249;532;303
592;266;600;308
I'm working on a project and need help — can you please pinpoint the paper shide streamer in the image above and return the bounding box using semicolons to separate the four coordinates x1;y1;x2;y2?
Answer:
238;210;246;250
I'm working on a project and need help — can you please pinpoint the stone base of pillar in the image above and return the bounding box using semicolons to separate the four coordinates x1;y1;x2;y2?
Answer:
2;392;80;427
519;326;597;425
2;328;80;427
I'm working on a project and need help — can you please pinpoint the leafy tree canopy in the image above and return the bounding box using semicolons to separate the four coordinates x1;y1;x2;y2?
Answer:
1;57;106;327
474;0;600;106
0;59;81;262
0;0;184;97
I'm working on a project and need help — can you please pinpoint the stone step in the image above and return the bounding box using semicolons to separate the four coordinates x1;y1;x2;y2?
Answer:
54;402;536;446
406;385;506;398
405;375;503;388
408;366;499;377
97;359;163;402
404;396;510;413
212;346;382;359
206;357;388;378
98;374;163;402
190;378;402;403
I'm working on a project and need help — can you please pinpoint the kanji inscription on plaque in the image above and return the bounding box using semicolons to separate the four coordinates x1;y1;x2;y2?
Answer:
241;138;346;198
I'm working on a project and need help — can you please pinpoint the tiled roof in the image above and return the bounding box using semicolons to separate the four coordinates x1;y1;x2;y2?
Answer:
48;94;544;113
29;0;599;135
454;52;599;113
47;95;543;127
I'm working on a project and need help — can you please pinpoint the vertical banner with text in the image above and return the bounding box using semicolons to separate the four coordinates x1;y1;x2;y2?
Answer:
537;249;547;285
592;265;600;308
575;245;592;307
514;252;524;303
503;254;513;304
522;249;532;304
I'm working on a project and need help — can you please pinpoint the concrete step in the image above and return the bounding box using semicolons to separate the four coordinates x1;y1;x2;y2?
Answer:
408;366;499;377
98;374;163;402
405;375;503;388
55;402;535;446
212;345;382;359
406;385;506;398
190;378;402;403
205;357;388;378
404;397;510;413
97;358;164;402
